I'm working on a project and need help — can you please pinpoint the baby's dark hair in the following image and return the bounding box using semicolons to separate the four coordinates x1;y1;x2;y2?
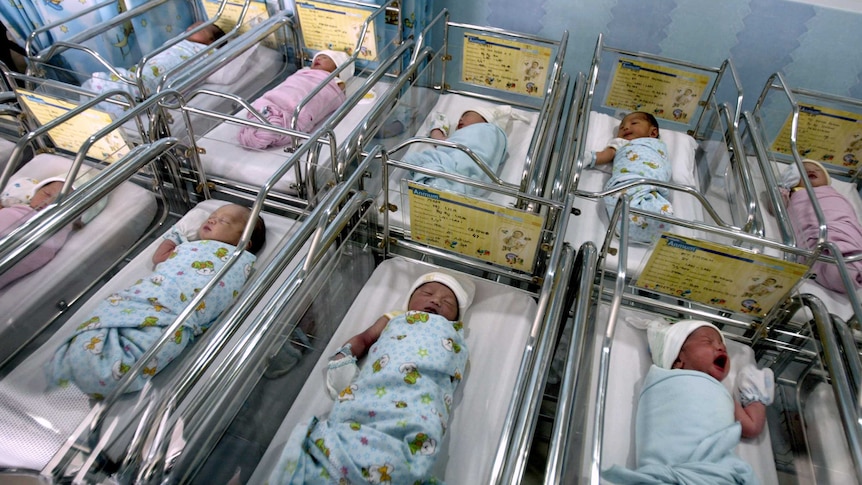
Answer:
211;24;226;43
247;213;266;255
630;111;660;137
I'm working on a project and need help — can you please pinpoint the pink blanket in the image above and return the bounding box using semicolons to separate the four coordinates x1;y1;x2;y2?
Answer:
789;185;862;293
0;205;72;290
238;69;346;150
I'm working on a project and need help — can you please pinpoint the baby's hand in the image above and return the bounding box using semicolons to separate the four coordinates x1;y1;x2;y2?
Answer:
427;112;450;138
738;365;774;407
325;344;359;400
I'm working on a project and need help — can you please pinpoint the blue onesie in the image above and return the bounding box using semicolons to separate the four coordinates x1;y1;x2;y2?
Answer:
602;137;673;243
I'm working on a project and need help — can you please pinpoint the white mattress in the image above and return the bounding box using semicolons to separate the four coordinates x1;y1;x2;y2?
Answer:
0;199;299;471
565;111;702;275
0;153;158;361
754;157;862;322
195;77;393;194
248;256;538;484
599;305;779;484
383;94;540;229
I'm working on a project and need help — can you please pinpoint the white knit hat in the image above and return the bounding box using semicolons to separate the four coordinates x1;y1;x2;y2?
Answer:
463;105;529;132
313;49;354;84
404;271;476;320
646;319;725;369
779;159;831;188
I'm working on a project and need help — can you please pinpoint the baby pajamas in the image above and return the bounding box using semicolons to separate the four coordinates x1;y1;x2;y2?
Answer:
602;137;673;243
49;240;255;397
267;311;468;484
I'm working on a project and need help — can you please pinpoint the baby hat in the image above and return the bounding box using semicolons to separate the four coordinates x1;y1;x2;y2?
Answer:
404;271;476;319
313;49;354;84
646;319;725;369
779;159;831;188
465;105;529;132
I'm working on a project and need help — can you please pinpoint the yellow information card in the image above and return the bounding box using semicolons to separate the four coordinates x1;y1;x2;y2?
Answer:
296;1;377;59
635;234;808;317
204;0;270;38
407;182;544;272
461;33;551;98
18;90;131;164
605;59;709;124
771;104;862;169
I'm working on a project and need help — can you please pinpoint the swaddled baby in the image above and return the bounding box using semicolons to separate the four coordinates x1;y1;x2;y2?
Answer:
778;159;862;293
603;319;773;484
268;271;475;484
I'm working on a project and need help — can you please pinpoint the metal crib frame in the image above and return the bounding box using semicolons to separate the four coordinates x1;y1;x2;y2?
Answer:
571;33;761;236
543;194;862;484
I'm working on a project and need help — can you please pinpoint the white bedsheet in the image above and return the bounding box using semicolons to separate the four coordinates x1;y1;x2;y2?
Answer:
0;153;157;362
754;157;862;321
599;305;779;484
196;78;393;194
248;256;538;484
383;94;539;230
565;111;701;276
0;199;298;471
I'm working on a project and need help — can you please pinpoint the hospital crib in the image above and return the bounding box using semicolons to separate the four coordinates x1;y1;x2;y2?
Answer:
540;198;862;484
0;89;375;482
742;71;862;324
0;82;173;366
566;33;761;276
22;0;294;143
175;0;409;208
371;9;571;224
82;80;581;482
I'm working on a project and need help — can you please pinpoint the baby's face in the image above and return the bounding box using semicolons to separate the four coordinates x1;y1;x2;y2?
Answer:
186;22;218;45
457;111;487;130
673;326;730;381
617;113;658;141
408;282;459;321
800;162;829;187
198;205;249;246
30;181;64;210
312;54;338;73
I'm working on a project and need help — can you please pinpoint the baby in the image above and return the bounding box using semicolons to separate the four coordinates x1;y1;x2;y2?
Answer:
267;271;475;484
81;22;225;112
589;111;673;243
237;50;354;150
48;204;266;398
604;319;773;484
0;178;73;290
779;159;862;293
407;106;519;197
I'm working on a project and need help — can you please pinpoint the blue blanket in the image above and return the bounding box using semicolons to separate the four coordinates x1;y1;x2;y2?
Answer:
407;122;507;196
267;311;468;484
48;240;255;398
603;365;757;484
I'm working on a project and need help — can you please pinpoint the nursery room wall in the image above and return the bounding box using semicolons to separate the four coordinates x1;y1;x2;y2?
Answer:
438;0;862;111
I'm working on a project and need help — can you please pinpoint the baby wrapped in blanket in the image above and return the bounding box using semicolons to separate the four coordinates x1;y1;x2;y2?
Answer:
603;319;774;485
267;272;474;484
237;50;354;150
778;159;862;293
48;204;265;398
407;105;526;197
81;23;225;116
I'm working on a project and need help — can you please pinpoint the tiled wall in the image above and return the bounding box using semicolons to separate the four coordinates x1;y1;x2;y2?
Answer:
439;0;862;111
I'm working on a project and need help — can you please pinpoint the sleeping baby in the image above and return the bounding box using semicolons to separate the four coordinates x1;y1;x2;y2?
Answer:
406;105;526;197
237;50;354;150
48;204;266;399
779;159;862;293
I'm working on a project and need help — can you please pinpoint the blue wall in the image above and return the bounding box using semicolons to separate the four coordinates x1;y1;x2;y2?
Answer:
439;0;862;111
